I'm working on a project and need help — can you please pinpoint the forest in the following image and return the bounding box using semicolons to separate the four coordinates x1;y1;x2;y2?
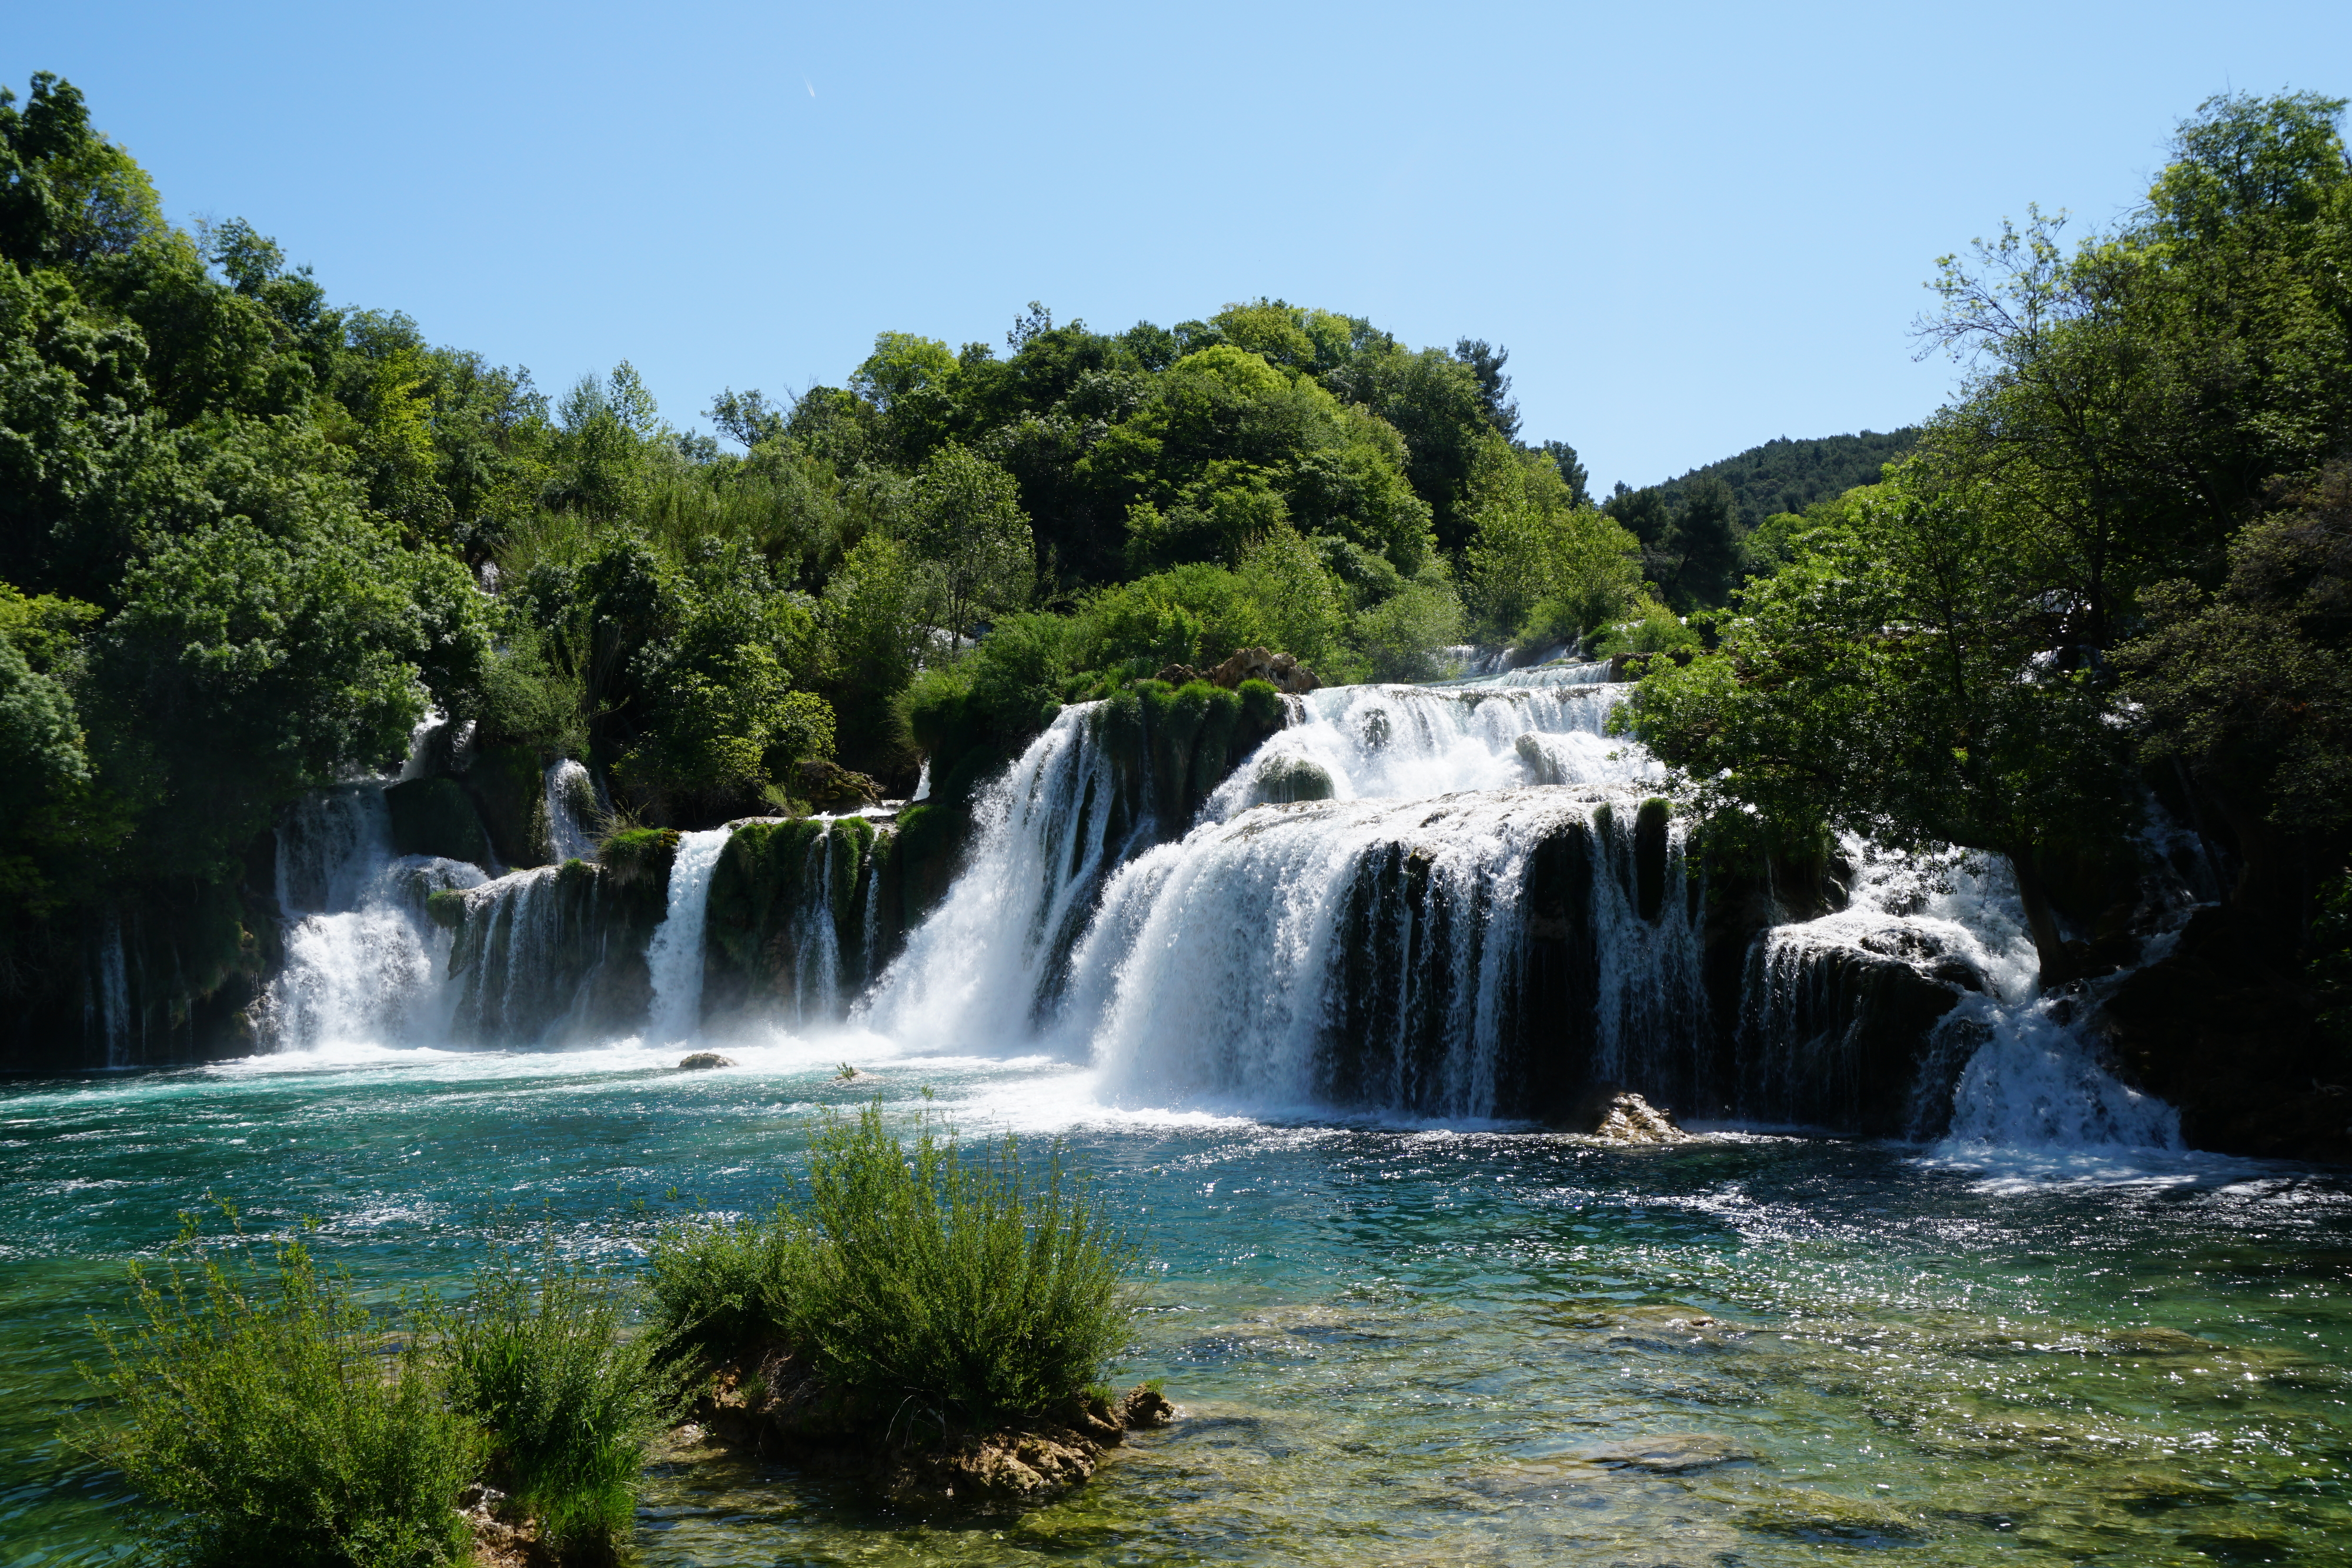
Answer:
1;72;2347;1072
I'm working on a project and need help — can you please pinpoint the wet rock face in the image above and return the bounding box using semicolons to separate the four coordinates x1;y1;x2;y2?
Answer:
382;777;494;872
442;860;669;1045
791;758;883;813
1207;647;1320;695
1736;936;1970;1137
2097;905;2346;1161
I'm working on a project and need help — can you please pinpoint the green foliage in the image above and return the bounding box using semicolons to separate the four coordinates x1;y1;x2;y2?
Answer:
1589;599;1702;660
649;1104;1135;1432
72;1218;482;1568
96;513;485;872
2116;464;2352;837
1350;570;1467;682
905;442;1034;640
1634;431;1917;539
436;1251;670;1557
1616;467;2131;959
1466;489;1643;647
0;72;164;269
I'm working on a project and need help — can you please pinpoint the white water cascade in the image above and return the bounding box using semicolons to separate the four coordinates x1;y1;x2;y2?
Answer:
861;663;1700;1115
261;788;485;1051
543;759;599;864
645;828;733;1044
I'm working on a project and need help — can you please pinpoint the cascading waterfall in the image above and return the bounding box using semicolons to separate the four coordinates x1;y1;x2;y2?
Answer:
790;830;843;1027
646;828;733;1043
861;663;1702;1116
95;917;131;1069
859;708;1141;1045
223;636;2196;1155
262;787;486;1051
1067;788;1701;1116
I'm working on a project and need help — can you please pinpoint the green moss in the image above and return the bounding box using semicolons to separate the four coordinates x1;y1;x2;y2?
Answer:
600;827;679;890
425;890;467;930
1236;677;1284;731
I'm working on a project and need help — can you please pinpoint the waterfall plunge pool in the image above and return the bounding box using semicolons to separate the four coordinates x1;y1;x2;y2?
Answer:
5;1040;2350;1566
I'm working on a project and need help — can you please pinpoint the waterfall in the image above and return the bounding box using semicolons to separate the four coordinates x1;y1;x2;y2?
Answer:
275;787;394;916
1068;790;1701;1116
1937;992;2184;1151
263;785;486;1052
543;760;598;863
646;828;733;1043
790;830;843;1027
860;708;1135;1045
861;670;1701;1115
96;917;131;1069
1202;670;1643;820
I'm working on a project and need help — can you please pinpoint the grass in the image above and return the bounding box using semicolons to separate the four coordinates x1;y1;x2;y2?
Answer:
436;1249;672;1560
72;1211;481;1568
72;1208;671;1567
650;1104;1137;1436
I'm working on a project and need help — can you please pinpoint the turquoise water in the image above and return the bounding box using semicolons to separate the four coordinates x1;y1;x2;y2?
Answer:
6;1037;2351;1566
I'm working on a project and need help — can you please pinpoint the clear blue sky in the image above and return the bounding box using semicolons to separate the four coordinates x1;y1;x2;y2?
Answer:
15;2;2349;490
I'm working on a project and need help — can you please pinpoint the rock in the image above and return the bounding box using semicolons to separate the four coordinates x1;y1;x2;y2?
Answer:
899;1426;1102;1510
1563;1085;1690;1144
1633;797;1671;924
1154;663;1205;686
458;1483;553;1568
1253;755;1334;804
1207;646;1319;695
2095;905;2345;1161
1576;1432;1755;1472
1117;1383;1175;1428
793;757;883;813
677;1051;736;1069
382;776;495;871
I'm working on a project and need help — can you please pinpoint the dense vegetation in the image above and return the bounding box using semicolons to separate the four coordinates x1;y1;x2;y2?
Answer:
0;71;1672;1053
1619;92;2352;1005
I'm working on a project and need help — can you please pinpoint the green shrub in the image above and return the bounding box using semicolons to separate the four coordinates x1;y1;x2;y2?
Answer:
1589;599;1704;659
437;1253;671;1558
73;1221;481;1568
650;1104;1135;1433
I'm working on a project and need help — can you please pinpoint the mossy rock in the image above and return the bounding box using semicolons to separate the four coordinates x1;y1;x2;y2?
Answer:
601;827;679;890
425;889;467;930
1255;755;1334;804
791;758;883;813
382;777;493;871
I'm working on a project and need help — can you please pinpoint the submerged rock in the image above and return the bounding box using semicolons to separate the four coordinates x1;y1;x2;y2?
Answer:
677;1051;736;1069
1254;755;1334;804
1576;1432;1755;1472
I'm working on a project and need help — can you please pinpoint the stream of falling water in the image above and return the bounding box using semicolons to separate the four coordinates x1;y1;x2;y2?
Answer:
645;827;733;1045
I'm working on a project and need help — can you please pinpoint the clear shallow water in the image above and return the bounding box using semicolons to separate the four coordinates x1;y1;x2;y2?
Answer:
6;1041;2352;1567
